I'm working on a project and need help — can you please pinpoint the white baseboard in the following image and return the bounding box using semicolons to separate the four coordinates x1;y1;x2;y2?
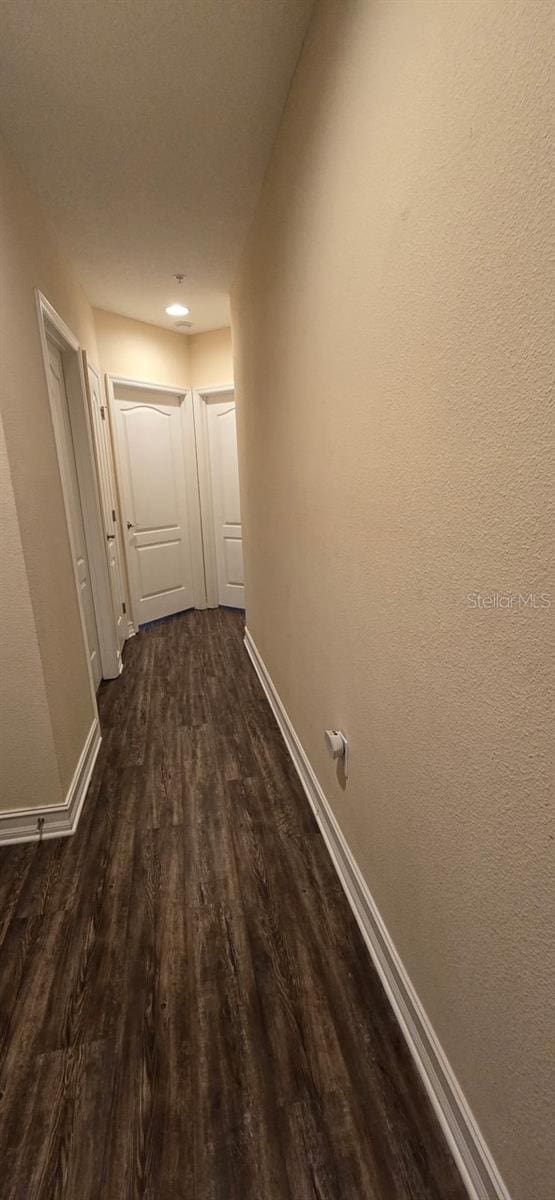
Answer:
0;719;101;845
244;628;511;1200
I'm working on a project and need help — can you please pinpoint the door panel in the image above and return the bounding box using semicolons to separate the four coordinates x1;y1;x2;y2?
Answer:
114;391;198;625
124;407;179;528
223;536;244;589
206;396;245;608
136;537;183;599
86;361;127;653
47;340;102;689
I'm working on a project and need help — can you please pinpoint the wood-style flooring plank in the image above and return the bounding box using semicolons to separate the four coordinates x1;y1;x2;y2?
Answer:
0;608;467;1199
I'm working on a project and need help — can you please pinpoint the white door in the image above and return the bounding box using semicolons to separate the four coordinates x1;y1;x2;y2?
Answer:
113;388;203;625
86;360;128;653
47;340;102;690
206;395;245;608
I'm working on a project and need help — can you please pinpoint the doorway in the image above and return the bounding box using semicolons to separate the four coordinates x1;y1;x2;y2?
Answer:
107;377;245;629
84;354;129;654
35;291;121;700
108;379;206;626
193;386;245;609
47;340;102;690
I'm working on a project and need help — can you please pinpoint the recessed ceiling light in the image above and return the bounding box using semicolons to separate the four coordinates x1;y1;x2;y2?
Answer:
165;303;190;317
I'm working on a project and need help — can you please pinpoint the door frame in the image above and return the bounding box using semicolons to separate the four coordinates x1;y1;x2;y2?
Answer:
35;290;121;695
105;374;207;627
192;385;236;609
83;353;133;645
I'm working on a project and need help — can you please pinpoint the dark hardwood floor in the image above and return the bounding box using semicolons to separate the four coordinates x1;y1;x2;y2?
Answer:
0;609;467;1199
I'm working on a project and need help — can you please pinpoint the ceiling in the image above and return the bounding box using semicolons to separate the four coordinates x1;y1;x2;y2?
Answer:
0;0;314;333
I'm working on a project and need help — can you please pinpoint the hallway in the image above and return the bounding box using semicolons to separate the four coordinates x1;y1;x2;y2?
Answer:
0;610;466;1199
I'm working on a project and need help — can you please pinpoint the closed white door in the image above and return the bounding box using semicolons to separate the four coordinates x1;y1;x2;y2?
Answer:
206;395;245;608
47;340;102;689
113;388;203;625
86;361;128;653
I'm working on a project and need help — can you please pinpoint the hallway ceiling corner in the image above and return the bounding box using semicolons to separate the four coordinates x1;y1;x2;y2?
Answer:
0;0;315;334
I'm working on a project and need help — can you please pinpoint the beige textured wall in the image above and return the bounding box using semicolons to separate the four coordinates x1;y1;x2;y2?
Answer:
93;309;191;388
231;3;554;1197
0;414;61;808
189;327;233;388
0;135;97;802
93;312;232;390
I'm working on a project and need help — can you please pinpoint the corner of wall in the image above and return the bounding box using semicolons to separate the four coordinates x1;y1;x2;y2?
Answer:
189;327;234;390
93;308;191;389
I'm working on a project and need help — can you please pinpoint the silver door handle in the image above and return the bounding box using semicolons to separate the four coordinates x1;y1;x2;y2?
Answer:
126;521;134;530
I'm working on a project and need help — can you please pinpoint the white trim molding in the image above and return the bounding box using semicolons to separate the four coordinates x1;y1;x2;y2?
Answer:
193;383;235;395
244;628;512;1200
0;720;101;845
106;374;188;398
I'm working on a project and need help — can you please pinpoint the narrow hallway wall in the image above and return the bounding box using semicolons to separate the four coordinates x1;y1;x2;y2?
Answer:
93;309;191;389
0;135;98;805
0;414;61;809
231;2;554;1196
92;312;233;392
189;327;233;388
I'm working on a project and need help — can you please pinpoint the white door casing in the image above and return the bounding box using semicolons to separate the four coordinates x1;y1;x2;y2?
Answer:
204;391;245;609
47;340;102;690
112;384;205;626
84;356;128;653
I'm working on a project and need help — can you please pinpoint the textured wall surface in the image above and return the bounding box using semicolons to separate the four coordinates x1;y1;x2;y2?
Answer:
232;2;554;1196
0;415;61;809
93;312;233;391
0;136;97;797
93;308;191;388
189;327;234;388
